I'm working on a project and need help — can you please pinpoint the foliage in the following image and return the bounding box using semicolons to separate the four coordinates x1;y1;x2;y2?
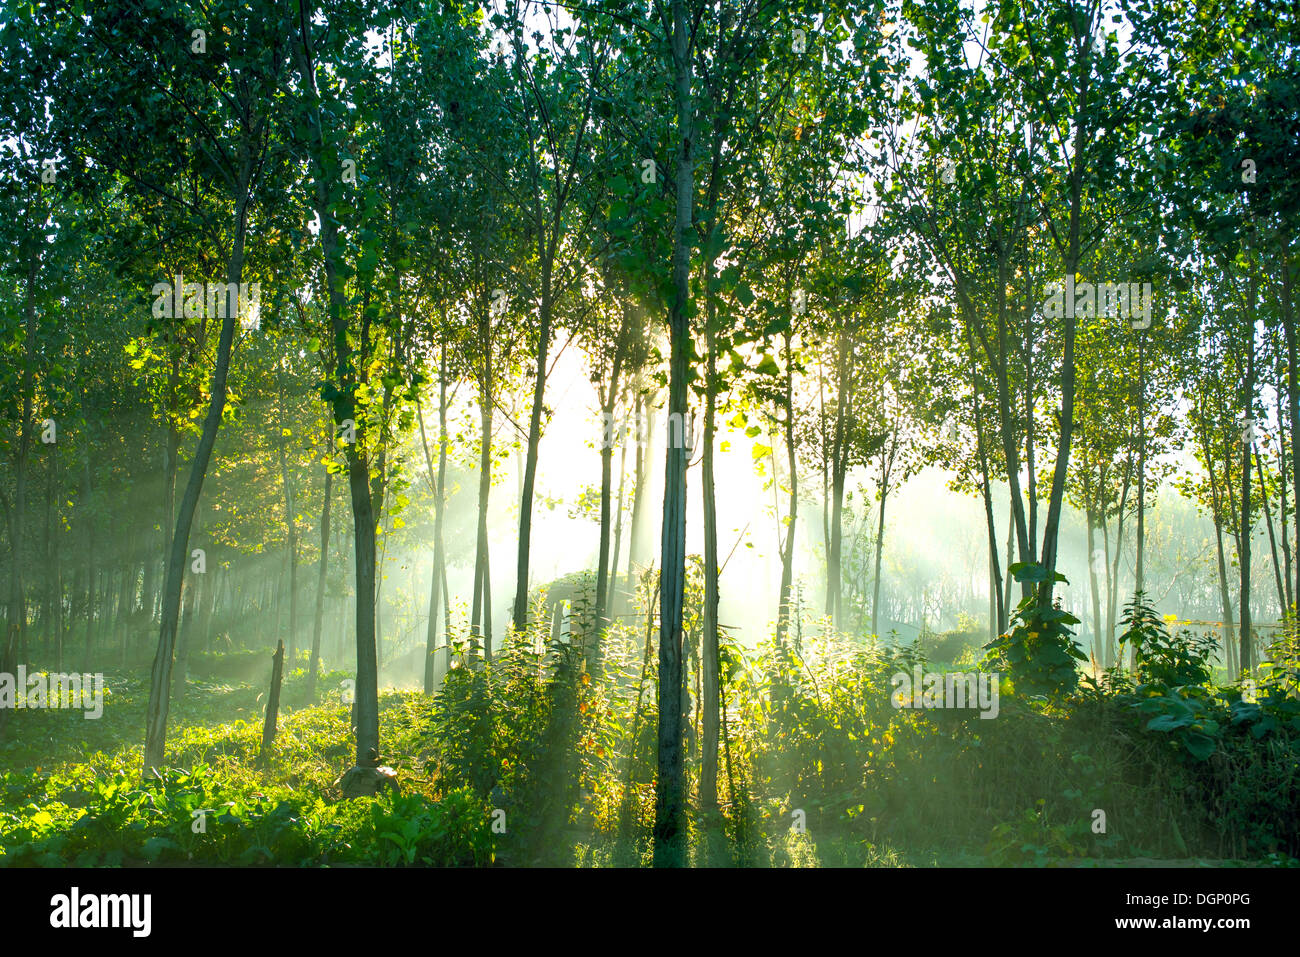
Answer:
983;564;1087;699
1118;591;1216;688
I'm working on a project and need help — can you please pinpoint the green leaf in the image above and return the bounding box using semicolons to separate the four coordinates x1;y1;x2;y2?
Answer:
1183;732;1216;760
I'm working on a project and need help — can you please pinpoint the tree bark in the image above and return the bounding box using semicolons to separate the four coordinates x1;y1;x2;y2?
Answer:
1214;519;1238;674
511;262;552;634
1279;254;1300;609
471;345;493;661
654;0;693;868
277;390;299;663
142;179;249;776
417;378;444;693
1087;508;1103;666
1240;333;1256;674
307;461;331;702
260;639;285;761
294;4;379;767
1135;335;1146;594
870;436;895;638
775;332;799;643
594;306;631;665
2;252;40;698
1257;450;1285;616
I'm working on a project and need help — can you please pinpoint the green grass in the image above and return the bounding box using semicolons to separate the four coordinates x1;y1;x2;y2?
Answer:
2;646;1297;868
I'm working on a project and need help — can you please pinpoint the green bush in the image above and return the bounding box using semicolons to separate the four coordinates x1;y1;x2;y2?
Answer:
983;564;1086;699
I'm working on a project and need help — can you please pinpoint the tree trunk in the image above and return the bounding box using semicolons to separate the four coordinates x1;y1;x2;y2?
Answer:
1135;335;1146;594
277;400;299;663
2;255;39;695
49;442;63;670
307;462;331;702
654;0;693;868
82;452;95;669
346;451;379;764
142;181;250;776
1275;367;1293;612
1214;519;1238;674
609;426;629;621
1280;254;1300;609
260;639;285;761
419;343;450;691
1087;509;1103;666
775;333;798;644
1257;450;1285;616
870;439;893;638
512;260;554;635
294;9;380;768
700;283;720;813
828;332;850;629
593;307;630;665
172;576;196;700
471;355;493;661
1240;339;1256;675
1003;503;1014;626
968;328;1004;633
626;388;655;581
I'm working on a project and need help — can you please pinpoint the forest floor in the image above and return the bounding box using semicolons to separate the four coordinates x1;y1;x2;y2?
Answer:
0;658;1289;868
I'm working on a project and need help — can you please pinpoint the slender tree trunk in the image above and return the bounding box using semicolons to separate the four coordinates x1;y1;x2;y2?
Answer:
512;264;553;634
417;377;445;693
200;563;216;655
654;0;693;868
593;308;630;664
295;8;379;767
1101;519;1114;666
173;576;197;700
2;255;39;700
700;283;720;814
626;388;654;581
472;356;493;662
345;452;379;764
609;427;629;620
436;341;452;655
41;458;53;655
968;329;1004;633
1214;519;1238;674
828;332;850;629
1276;372;1293;611
1003;502;1014;626
82;453;95;669
1087;509;1103;666
307;463;331;702
1257;450;1285;616
870;440;893;638
260;639;285;761
1035;87;1090;611
775;333;798;643
1135;335;1146;594
1110;491;1130;667
172;500;205;701
142;177;250;776
277;398;299;662
981;291;1032;599
441;535;452;642
1240;339;1257;674
1280;255;1300;609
